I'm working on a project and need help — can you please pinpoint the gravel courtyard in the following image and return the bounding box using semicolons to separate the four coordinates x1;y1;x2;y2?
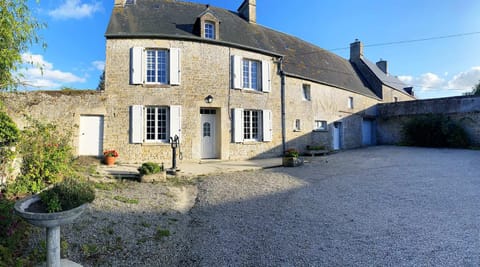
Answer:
31;146;479;266
181;146;480;266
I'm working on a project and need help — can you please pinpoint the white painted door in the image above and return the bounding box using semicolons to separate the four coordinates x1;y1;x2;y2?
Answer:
362;119;373;146
201;113;218;159
79;115;104;156
333;122;342;150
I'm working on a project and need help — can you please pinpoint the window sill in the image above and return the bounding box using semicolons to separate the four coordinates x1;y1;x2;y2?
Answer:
234;88;264;94
313;129;328;132
142;142;170;146
293;129;302;132
142;84;171;89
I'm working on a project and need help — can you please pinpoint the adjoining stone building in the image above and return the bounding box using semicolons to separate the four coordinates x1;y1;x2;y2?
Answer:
3;0;415;164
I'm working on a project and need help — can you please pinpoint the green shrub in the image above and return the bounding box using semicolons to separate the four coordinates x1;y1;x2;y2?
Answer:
402;114;470;148
138;162;162;175
40;177;95;213
6;118;76;196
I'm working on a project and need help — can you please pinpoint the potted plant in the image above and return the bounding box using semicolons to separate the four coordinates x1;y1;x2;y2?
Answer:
14;177;95;266
103;149;119;166
138;162;166;183
282;148;304;167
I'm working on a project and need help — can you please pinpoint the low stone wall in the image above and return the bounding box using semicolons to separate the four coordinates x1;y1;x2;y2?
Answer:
377;96;480;146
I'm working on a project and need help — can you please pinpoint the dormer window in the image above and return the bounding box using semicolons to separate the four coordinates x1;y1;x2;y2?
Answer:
197;10;220;40
204;21;216;39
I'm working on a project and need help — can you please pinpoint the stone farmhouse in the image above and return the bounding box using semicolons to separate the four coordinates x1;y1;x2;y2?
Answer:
3;0;416;164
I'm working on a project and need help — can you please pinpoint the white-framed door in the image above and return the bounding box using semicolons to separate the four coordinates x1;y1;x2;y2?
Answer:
201;109;218;159
333;121;342;150
79;115;104;156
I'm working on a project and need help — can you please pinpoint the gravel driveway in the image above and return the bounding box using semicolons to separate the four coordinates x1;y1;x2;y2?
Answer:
27;146;480;266
181;146;480;266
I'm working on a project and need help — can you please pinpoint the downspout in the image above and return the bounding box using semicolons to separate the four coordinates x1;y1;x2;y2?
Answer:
278;56;286;154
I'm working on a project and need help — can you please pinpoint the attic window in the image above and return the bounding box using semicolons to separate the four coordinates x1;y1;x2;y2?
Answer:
204;21;216;39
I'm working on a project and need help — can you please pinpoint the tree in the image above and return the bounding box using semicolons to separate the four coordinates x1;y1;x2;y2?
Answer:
471;80;480;96
0;0;45;91
96;70;105;91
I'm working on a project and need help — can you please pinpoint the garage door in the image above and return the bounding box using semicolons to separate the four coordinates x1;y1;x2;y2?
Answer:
79;115;104;156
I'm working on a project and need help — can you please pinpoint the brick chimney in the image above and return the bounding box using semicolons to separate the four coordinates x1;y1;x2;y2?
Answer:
238;0;256;24
349;39;363;61
376;59;388;74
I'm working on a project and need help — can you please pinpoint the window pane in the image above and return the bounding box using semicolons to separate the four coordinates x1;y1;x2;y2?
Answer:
243;60;250;88
252;110;259;138
146;107;156;140
244;110;251;139
203;122;211;137
157;108;167;140
251;61;258;90
157;50;167;84
205;23;215;39
146;51;156;83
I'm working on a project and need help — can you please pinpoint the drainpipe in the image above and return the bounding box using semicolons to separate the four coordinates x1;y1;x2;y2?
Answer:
278;57;286;154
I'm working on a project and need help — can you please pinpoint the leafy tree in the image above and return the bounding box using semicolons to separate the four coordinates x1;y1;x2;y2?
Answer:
96;70;105;91
0;0;45;90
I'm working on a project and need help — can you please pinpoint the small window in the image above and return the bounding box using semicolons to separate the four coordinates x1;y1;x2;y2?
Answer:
294;119;301;131
145;106;169;142
125;0;135;5
203;122;211;137
146;49;168;84
314;120;327;131
393;96;398;102
242;59;261;91
348;97;354;109
204;22;215;39
302;84;311;101
244;110;262;141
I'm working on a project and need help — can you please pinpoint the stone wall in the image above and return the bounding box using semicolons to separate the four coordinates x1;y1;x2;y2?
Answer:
377;96;480;146
1;91;107;155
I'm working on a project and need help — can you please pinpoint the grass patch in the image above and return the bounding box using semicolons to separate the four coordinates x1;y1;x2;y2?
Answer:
113;195;139;204
140;221;151;228
154;227;170;240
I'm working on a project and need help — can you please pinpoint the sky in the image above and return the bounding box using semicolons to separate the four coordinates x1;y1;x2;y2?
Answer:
21;0;480;99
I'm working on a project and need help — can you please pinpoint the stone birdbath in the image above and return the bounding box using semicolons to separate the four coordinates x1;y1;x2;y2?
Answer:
14;194;88;267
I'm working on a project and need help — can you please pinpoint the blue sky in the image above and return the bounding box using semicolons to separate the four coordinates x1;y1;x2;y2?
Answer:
21;0;480;99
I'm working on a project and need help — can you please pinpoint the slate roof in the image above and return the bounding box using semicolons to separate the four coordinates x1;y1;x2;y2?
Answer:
360;58;410;94
106;0;377;98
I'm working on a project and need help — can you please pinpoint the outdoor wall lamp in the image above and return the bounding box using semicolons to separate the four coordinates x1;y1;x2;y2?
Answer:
205;95;214;103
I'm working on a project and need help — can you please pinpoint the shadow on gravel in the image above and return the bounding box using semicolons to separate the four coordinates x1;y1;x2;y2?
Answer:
28;146;480;266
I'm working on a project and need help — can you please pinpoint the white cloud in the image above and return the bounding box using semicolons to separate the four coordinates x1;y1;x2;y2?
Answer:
19;52;86;89
447;67;480;91
49;0;102;20
398;67;480;98
92;60;105;71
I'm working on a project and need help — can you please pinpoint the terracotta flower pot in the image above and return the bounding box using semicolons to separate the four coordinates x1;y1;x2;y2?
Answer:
105;156;116;166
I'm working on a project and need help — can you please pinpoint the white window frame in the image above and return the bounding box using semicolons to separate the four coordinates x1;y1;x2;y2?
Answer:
232;56;271;92
242;59;260;91
204;21;215;39
130;47;181;86
243;109;262;141
145;106;169;142
348;96;354;109
314;120;327;131
302;84;311;101
145;49;169;84
232;108;271;143
130;105;182;144
294;119;302;132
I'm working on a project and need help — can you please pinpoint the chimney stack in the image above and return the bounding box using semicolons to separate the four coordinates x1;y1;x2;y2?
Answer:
349;39;363;61
376;59;388;74
238;0;256;24
114;0;124;6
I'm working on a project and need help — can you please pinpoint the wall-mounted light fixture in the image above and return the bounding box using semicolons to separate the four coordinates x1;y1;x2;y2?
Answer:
205;95;213;103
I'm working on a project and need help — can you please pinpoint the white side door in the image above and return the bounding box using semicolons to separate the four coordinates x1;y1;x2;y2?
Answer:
201;113;218;159
79;115;104;156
